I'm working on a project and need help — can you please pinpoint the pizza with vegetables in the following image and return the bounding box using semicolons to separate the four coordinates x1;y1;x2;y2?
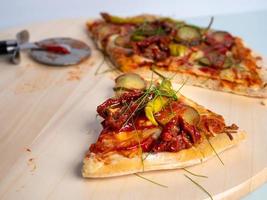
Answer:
82;73;246;178
87;13;267;98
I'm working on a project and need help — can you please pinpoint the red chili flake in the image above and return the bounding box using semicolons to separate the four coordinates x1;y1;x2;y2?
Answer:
41;44;70;54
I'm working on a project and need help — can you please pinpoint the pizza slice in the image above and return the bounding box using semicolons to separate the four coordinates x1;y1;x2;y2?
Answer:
87;13;267;98
82;73;246;178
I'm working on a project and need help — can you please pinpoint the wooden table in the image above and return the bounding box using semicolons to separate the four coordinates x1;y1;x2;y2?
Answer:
0;19;266;200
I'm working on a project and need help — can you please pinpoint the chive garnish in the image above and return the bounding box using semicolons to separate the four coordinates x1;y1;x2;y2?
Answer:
204;134;224;166
184;174;213;200
183;168;208;178
94;51;120;75
135;173;168;188
131;117;145;171
206;17;214;32
94;53;105;75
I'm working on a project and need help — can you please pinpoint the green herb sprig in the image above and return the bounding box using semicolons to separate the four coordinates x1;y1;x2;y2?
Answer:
184;174;214;200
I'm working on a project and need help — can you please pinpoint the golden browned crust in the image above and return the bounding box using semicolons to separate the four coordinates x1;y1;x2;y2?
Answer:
82;131;246;178
131;67;267;98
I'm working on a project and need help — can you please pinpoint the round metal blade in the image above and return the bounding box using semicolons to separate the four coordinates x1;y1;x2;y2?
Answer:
30;38;91;66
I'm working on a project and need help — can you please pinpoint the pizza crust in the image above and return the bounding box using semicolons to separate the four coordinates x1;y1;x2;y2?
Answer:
82;131;246;178
132;67;267;98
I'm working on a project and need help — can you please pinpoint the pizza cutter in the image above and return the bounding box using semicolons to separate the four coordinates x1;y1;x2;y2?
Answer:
0;30;91;66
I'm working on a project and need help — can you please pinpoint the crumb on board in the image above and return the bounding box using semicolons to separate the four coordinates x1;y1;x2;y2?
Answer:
260;99;267;106
66;58;96;81
27;158;37;172
67;67;82;81
15;185;25;192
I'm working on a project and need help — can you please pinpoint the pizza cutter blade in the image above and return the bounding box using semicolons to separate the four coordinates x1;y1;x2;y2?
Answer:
0;30;91;66
30;37;91;66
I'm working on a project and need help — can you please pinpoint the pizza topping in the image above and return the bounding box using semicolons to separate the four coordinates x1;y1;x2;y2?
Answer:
132;35;171;61
199;67;219;76
175;26;202;46
204;52;230;68
180;105;200;125
114;35;131;48
97;91;146;130
90;127;161;154
131;22;167;39
114;73;146;96
222;56;234;68
101;12;149;25
169;43;189;57
143;43;169;61
206;52;226;68
144;77;179;125
219;69;236;82
198;57;211;66
155;102;200;126
90;72;240;157
198;115;226;137
153;116;201;152
206;31;234;50
118;135;156;152
98;72;178;131
131;35;146;42
223;124;239;140
145;96;169;126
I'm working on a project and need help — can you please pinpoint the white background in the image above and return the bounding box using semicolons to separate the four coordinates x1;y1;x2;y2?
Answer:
0;0;266;199
1;0;267;29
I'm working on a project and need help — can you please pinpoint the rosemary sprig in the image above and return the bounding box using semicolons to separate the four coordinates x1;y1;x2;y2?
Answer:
135;173;168;188
184;174;213;200
183;168;208;179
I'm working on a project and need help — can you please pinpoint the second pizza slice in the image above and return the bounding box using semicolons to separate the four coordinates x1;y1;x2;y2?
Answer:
87;13;267;98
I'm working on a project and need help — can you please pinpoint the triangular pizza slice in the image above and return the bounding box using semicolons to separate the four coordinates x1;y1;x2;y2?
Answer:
82;73;245;178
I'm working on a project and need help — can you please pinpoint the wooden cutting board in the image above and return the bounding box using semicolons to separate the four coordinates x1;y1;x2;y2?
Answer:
0;19;266;200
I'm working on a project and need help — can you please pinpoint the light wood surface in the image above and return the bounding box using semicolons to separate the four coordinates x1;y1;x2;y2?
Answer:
0;19;266;200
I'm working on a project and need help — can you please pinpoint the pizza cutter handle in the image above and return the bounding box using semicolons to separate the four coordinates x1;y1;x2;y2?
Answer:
0;40;18;55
